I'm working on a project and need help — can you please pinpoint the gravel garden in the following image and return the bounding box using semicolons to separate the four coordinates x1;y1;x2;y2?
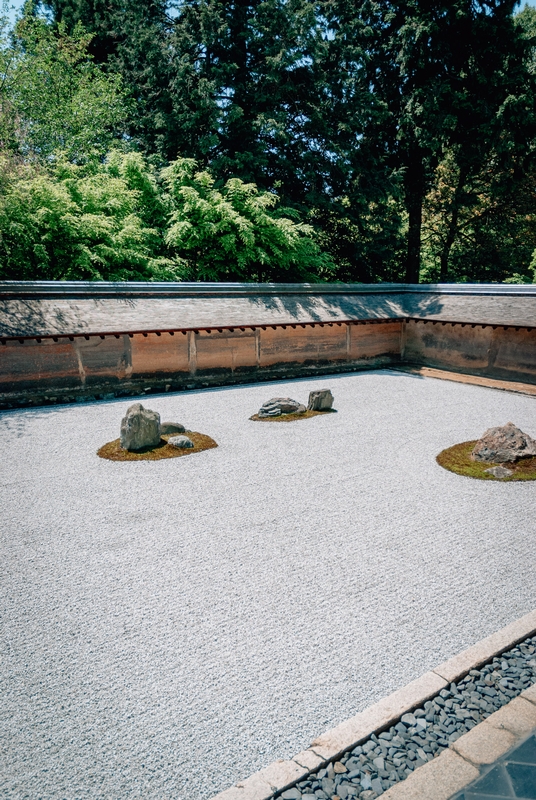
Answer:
1;370;535;800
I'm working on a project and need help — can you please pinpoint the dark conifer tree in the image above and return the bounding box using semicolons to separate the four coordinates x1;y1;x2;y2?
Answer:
329;0;535;282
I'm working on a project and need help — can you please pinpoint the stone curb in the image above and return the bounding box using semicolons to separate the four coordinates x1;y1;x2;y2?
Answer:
380;682;536;799
394;366;536;398
211;609;536;800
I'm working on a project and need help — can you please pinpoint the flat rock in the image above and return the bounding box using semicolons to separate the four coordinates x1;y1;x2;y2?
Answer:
281;790;302;800
307;389;334;411
168;435;194;449
160;421;186;435
120;403;161;451
257;397;306;417
471;422;536;463
485;465;514;479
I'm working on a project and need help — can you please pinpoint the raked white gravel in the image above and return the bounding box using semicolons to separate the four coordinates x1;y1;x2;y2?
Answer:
1;370;535;800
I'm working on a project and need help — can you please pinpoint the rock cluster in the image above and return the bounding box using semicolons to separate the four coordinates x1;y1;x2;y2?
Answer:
257;389;334;418
471;422;536;463
119;403;186;451
285;636;536;800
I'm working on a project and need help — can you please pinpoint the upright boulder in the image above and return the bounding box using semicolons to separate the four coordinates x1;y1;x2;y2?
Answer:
471;422;536;463
258;397;306;417
307;389;334;412
120;403;161;451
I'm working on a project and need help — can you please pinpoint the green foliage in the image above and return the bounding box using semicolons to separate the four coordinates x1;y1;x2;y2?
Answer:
3;1;536;283
0;8;127;162
162;159;335;281
0;152;175;280
0;151;334;281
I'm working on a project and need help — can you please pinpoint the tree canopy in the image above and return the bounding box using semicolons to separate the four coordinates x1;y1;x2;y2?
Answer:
1;0;536;283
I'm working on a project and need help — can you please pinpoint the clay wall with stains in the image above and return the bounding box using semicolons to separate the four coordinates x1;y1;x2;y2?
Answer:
0;320;402;407
403;320;536;384
1;309;535;409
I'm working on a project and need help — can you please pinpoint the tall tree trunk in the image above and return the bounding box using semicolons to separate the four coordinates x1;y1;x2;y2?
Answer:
404;145;425;284
439;165;469;281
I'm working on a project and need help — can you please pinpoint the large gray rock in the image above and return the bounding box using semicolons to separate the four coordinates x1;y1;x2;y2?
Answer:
120;403;161;451
160;421;186;435
307;388;334;411
168;435;194;449
257;397;306;417
471;422;536;463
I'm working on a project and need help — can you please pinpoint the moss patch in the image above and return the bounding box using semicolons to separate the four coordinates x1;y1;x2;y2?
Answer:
97;432;218;461
436;440;536;481
249;409;337;422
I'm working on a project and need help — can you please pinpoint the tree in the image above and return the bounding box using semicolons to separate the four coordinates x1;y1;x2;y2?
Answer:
0;152;174;280
418;2;536;282
0;151;334;281
0;7;127;162
43;0;177;158
328;0;536;282
162;157;335;281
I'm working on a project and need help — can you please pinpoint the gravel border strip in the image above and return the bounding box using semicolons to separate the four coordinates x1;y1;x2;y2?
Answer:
393;366;536;398
211;610;536;800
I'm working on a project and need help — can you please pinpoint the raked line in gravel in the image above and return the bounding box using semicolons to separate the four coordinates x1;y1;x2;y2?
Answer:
1;370;535;800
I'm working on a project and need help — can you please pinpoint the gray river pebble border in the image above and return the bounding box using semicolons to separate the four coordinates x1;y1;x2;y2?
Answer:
281;636;536;800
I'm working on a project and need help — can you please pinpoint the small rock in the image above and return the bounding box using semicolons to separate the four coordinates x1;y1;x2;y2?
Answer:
372;756;384;771
333;762;347;774
258;397;306;417
307;389;334;412
401;713;416;726
281;789;302;800
484;466;514;479
168;435;194;449
160;421;186;434
120;403;161;451
471;422;536;463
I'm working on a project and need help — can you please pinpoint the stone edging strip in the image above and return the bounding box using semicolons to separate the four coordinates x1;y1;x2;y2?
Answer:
211;609;536;800
394;366;536;398
380;684;536;799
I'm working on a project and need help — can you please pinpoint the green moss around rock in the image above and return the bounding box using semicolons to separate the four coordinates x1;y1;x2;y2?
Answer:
436;440;536;481
97;432;218;461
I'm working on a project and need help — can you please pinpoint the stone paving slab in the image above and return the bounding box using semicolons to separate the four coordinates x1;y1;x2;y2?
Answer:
394;367;536;398
451;731;536;800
